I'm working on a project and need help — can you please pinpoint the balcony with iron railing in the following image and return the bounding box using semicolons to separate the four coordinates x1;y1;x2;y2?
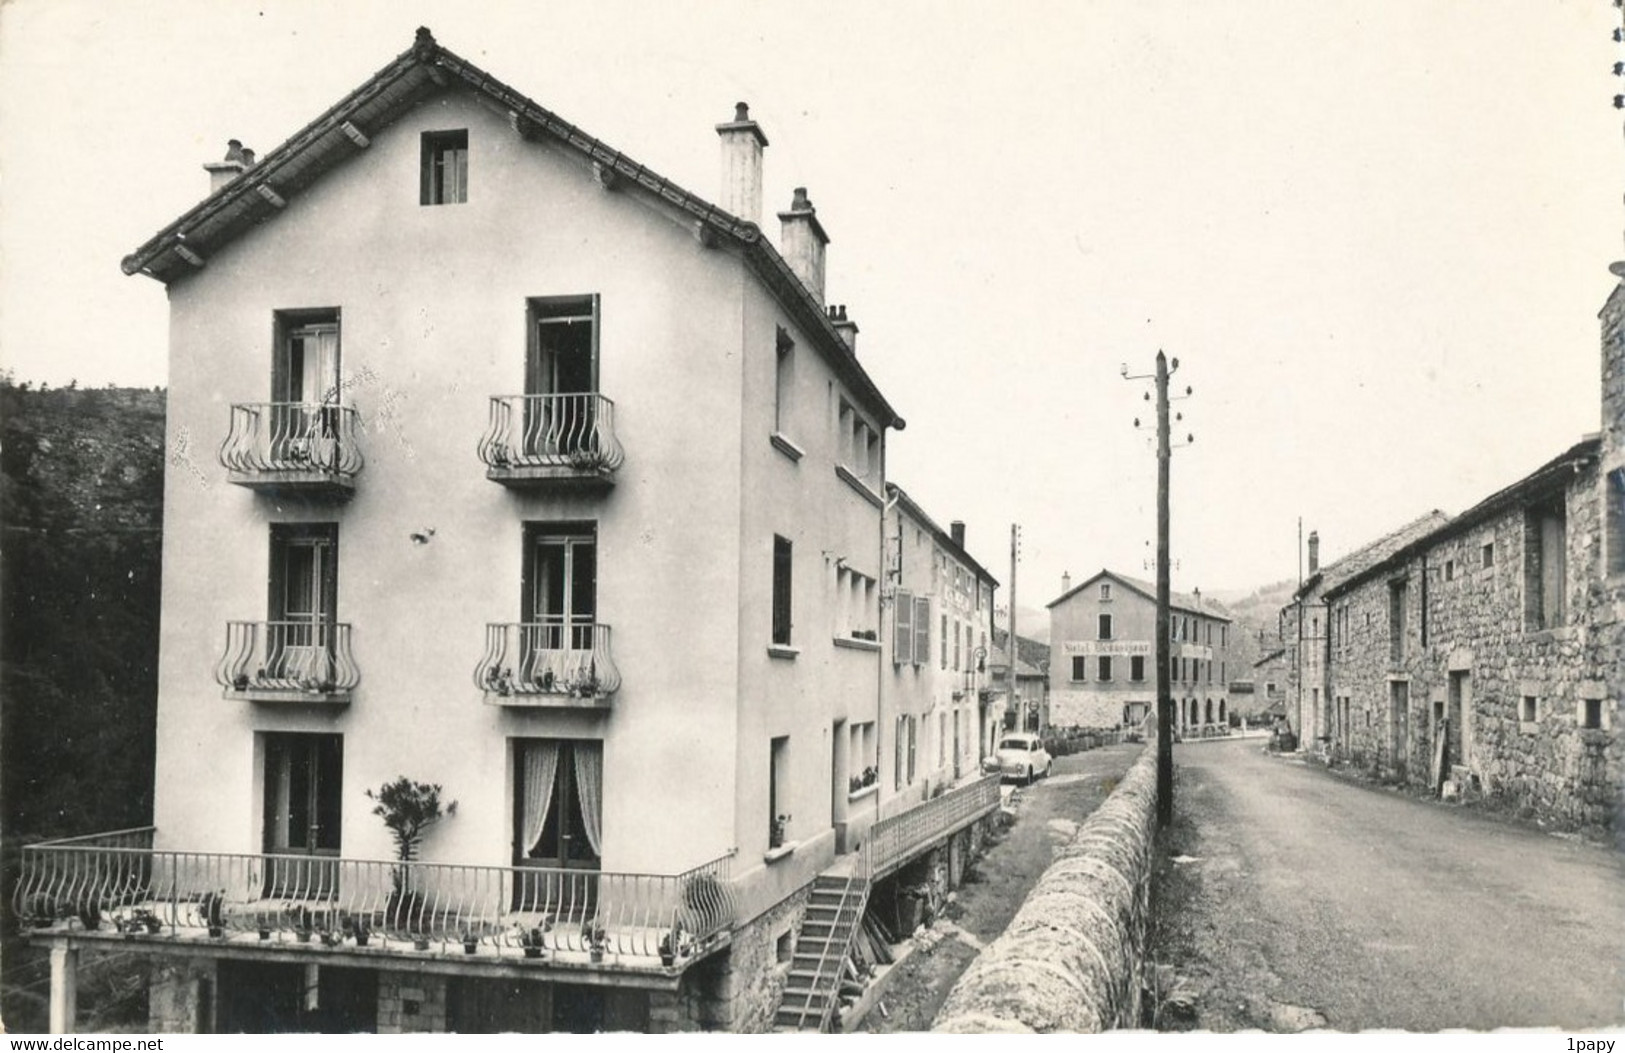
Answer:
216;621;360;703
219;403;364;497
478;394;625;489
475;622;620;706
13;828;739;975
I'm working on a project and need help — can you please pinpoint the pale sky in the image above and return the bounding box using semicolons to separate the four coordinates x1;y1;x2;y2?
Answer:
1;0;1618;600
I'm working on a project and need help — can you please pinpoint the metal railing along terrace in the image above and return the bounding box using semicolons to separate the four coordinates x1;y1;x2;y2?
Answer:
13;830;737;968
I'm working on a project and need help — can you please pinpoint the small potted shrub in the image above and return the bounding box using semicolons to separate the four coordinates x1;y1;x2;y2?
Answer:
462;930;479;955
659;920;686;968
519;923;549;959
348;917;371;948
294;906;315;943
582;917;608;962
77;902;101;933
200;891;226;938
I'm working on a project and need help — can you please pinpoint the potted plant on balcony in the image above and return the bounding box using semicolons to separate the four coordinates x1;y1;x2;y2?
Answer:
366;776;457;945
658;919;688;968
293;905;315;943
76;902;102;933
461;930;479;954
344;915;372;948
582;917;608;963
518;922;550;959
769;813;792;850
565;446;610;473
485;667;517;697
200;891;226;938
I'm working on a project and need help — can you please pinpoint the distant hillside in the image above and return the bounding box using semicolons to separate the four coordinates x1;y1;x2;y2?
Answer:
1211;578;1296;673
1;379;165;841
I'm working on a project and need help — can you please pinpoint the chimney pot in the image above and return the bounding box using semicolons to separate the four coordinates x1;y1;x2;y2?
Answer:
778;186;829;306
1062;571;1072;594
205;139;251;195
716;101;768;224
831;304;858;353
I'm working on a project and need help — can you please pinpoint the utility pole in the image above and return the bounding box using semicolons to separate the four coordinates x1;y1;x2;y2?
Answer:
1008;523;1020;733
1153;352;1174;827
1126;352;1192;828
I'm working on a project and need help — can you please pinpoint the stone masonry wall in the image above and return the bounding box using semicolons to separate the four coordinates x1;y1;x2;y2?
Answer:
148;957;217;1033
932;745;1155;1032
696;882;810;1032
1329;462;1620;837
377;971;448;1034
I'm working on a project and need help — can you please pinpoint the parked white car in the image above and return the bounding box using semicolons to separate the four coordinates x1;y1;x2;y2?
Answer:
987;733;1052;785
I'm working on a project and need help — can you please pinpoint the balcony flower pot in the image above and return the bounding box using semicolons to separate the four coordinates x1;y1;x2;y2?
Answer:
258;928;272;941
413;937;431;951
523;945;542;959
462;933;478;954
354;929;370;948
208;926;225;939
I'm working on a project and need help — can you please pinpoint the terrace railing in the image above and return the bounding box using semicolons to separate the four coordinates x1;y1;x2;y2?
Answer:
475;622;620;703
219;403;364;487
864;774;1001;880
478;394;624;482
216;621;360;701
13;836;738;967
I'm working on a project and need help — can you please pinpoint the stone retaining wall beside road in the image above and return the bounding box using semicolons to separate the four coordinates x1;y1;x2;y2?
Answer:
931;745;1157;1033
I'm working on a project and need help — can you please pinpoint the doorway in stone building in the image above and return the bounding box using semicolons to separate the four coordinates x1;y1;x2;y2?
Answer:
1388;681;1410;780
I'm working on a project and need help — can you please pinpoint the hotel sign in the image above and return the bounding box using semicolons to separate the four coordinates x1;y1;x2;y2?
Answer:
1062;640;1152;656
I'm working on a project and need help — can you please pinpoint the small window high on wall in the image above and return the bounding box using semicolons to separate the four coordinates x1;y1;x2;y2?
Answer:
421;130;468;205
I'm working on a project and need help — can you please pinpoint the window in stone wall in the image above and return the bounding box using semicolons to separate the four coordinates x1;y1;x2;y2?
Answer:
1482;541;1494;569
1523;498;1567;631
1581;698;1603;730
1520;696;1538;724
1071;655;1087;682
1388;578;1408;664
1444;559;1455;583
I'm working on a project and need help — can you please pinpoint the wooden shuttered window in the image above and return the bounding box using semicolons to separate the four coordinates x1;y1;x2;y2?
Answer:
913;596;930;667
894;589;914;664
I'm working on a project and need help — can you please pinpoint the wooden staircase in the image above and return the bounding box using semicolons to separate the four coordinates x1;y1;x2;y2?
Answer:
774;873;868;1032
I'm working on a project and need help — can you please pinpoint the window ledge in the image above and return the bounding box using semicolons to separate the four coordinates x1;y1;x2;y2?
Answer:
1519;720;1541;734
847;784;879;803
835;464;883;508
1524;626;1575;642
769;432;805;463
767;644;800;660
834;635;882;653
763;842;798;864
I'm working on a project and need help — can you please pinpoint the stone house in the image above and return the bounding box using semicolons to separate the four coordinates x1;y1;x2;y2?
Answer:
987;632;1050;734
1314;273;1623;835
1321;437;1614;834
1281;514;1449;748
17;29;1001;1034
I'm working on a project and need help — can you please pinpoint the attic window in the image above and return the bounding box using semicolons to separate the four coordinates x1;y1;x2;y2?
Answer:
421;130;468;205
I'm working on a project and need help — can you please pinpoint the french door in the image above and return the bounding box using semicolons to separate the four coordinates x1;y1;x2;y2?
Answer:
263;733;343;898
512;739;603;915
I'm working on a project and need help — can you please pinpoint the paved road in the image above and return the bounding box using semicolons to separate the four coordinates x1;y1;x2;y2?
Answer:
1166;739;1625;1031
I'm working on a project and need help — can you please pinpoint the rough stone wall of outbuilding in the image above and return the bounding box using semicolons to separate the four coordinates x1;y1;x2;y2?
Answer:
931;746;1155;1033
1329;464;1617;836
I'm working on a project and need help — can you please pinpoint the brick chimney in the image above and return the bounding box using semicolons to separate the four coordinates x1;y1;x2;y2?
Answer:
778;187;828;306
716;102;768;225
1308;531;1320;575
950;520;965;549
1062;571;1072;594
828;305;858;352
204;139;253;194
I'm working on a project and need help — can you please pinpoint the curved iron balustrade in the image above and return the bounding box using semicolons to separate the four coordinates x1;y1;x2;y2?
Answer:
475;621;621;700
12;832;738;965
477;394;624;474
216;620;360;699
219;402;365;479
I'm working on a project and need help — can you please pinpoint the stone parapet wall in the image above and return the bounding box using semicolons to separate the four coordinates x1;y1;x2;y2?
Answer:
931;745;1156;1033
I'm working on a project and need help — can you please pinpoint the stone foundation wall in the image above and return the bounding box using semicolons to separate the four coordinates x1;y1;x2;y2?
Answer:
695;883;809;1032
932;746;1156;1032
148;957;217;1033
377;971;447;1034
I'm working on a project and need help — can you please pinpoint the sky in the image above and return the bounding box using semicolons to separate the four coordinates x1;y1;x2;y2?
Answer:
1;0;1619;603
